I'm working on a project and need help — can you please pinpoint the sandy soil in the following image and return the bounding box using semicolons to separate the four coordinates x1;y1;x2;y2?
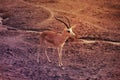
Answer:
0;0;120;80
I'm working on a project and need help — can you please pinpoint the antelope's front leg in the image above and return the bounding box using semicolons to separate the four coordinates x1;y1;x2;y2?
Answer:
58;47;63;66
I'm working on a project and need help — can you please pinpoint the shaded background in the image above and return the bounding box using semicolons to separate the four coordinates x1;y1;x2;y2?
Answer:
0;0;120;80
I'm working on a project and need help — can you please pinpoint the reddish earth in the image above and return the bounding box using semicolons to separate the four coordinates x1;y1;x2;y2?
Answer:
0;0;120;80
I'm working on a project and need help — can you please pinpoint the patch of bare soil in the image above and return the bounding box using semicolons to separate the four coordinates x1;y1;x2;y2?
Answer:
0;0;51;29
0;0;120;80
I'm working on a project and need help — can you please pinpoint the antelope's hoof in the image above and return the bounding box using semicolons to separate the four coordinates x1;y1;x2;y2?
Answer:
59;65;65;69
48;60;52;63
61;66;65;70
59;63;63;67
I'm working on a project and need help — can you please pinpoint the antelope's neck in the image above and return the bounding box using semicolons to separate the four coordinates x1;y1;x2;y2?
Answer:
61;30;69;42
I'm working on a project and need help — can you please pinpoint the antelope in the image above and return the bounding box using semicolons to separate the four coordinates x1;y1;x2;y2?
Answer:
37;16;76;66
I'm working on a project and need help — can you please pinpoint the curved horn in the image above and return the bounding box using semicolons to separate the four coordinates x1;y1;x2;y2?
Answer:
64;16;71;28
55;16;69;28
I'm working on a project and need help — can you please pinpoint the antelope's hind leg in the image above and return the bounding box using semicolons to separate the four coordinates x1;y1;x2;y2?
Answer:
36;47;40;63
45;48;51;62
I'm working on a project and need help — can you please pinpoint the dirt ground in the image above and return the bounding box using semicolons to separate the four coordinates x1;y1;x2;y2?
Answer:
0;0;120;80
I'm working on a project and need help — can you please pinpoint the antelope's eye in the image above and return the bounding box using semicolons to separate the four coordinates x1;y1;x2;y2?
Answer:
67;30;70;33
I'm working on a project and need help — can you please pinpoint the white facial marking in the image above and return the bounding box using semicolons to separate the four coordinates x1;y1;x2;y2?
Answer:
69;28;75;36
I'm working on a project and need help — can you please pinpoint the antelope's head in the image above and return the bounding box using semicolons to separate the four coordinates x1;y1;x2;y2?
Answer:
55;16;75;36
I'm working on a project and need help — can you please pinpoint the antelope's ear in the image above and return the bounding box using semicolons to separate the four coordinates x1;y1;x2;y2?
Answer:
71;24;77;29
